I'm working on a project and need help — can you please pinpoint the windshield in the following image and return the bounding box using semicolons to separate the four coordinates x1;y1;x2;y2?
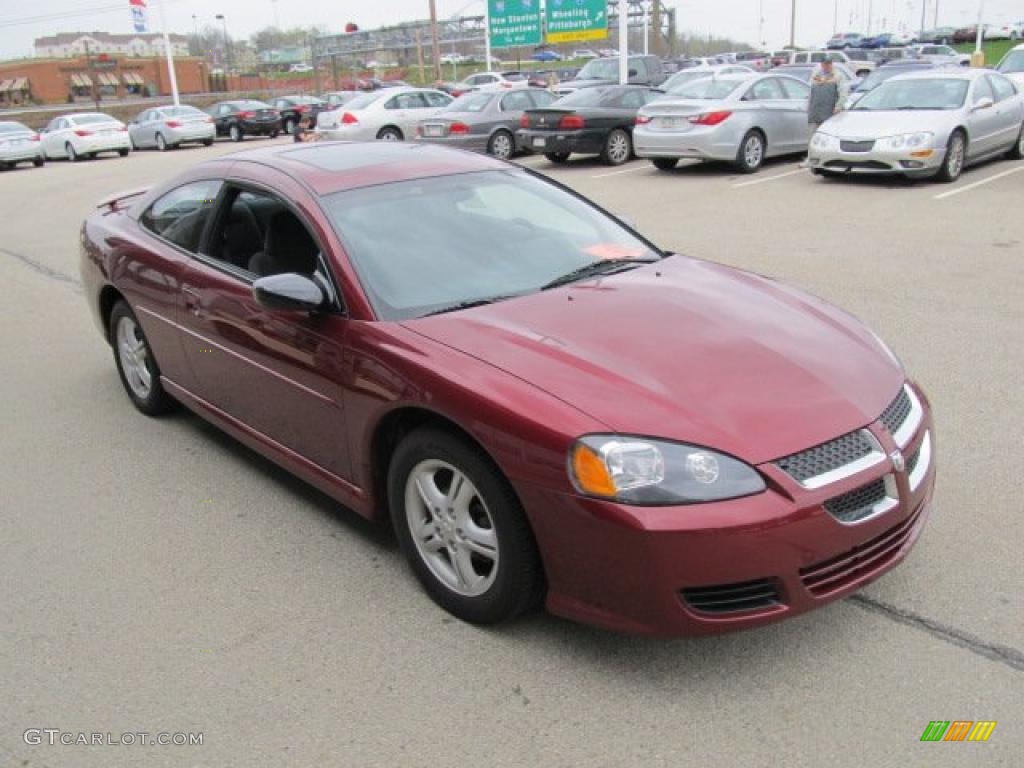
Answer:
323;170;660;320
998;50;1024;74
671;79;742;100
853;78;968;110
446;92;493;112
342;92;386;110
578;58;623;79
855;65;929;92
0;121;31;133
553;87;612;107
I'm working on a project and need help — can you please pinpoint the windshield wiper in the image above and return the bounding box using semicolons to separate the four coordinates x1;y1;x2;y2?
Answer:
420;295;519;317
541;259;655;291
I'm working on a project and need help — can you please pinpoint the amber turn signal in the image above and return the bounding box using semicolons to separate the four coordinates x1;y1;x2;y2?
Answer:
571;443;617;497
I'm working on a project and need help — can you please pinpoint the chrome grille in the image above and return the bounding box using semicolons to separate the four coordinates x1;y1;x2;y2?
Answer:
880;387;912;436
774;430;876;485
824;477;890;524
840;139;875;152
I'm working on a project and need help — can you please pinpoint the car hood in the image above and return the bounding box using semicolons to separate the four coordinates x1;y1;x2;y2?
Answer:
823;109;954;137
405;255;903;465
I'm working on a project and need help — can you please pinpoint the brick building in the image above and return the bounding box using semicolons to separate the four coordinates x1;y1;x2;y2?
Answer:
0;56;208;105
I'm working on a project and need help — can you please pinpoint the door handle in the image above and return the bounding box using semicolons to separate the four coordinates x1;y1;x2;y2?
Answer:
182;287;202;317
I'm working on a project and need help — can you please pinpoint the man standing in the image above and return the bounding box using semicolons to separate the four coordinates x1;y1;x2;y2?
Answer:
802;58;846;167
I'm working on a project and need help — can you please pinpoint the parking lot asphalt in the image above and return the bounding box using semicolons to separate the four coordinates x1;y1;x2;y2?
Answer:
1;138;1022;767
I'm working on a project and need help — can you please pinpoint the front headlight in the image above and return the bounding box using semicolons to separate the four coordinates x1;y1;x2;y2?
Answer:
569;435;765;505
879;131;934;150
810;131;838;150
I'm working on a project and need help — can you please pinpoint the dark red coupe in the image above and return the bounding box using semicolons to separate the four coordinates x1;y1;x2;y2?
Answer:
80;142;935;635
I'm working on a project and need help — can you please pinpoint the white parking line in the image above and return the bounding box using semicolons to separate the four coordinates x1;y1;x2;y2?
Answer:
731;167;805;188
591;165;649;179
933;165;1024;200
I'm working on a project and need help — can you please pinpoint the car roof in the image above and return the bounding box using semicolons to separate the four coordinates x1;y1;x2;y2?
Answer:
222;141;505;197
886;69;986;83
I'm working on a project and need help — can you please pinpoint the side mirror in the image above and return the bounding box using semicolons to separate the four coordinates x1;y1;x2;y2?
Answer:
628;68;639;77
252;273;326;313
972;97;994;111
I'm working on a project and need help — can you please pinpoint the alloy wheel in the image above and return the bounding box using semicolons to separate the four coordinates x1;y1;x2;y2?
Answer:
744;134;763;169
947;134;964;178
156;133;166;151
116;316;153;400
489;131;513;159
404;459;499;597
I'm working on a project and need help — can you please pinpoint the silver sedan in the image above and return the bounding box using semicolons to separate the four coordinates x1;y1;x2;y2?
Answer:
414;88;555;159
634;73;812;173
808;69;1024;181
0;121;44;169
316;88;453;142
128;105;215;151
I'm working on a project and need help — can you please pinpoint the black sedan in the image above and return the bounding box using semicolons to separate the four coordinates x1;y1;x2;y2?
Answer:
270;95;328;135
206;100;282;142
516;85;662;165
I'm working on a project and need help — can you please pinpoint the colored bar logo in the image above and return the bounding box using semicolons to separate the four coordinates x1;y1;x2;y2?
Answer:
920;721;996;742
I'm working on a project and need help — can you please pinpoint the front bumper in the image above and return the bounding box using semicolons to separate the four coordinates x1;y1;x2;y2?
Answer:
516;128;604;156
634;124;740;162
517;386;936;636
808;143;945;176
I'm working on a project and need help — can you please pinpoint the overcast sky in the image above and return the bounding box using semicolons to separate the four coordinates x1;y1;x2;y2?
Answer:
1;0;1019;59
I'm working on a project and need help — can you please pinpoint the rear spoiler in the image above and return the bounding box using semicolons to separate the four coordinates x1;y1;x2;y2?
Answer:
96;187;150;212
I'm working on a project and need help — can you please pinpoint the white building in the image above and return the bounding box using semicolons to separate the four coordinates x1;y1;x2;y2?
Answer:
34;32;189;59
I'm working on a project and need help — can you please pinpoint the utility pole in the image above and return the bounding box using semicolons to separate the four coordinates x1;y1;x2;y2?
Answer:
429;0;442;82
919;0;927;39
158;0;180;105
84;39;99;110
484;1;492;70
789;0;797;48
934;0;940;28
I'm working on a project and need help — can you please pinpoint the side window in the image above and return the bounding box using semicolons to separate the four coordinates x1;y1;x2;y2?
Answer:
779;78;811;99
57;118;69;130
618;89;648;109
988;74;1016;102
424;91;451;107
530;90;556;107
141;180;223;252
499;90;532;111
218;104;231;116
972;77;994;104
748;78;783;100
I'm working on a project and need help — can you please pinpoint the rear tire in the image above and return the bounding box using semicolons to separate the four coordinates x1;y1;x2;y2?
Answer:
33;156;44;167
284;117;297;135
734;130;765;173
935;130;965;182
155;132;167;151
652;157;678;171
229;123;243;142
544;151;570;163
377;126;403;141
1006;124;1024;160
487;129;515;160
202;138;214;146
601;128;632;166
117;148;129;157
388;428;544;625
109;301;176;416
66;142;80;162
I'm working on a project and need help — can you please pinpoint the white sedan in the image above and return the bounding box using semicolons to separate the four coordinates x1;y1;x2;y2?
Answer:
40;112;131;161
317;88;453;142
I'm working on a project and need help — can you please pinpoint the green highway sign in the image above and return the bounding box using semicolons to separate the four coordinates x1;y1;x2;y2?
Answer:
488;0;543;49
545;0;609;44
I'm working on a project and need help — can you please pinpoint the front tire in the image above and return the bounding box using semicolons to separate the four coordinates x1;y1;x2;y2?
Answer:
734;130;765;173
388;428;544;625
118;148;130;157
202;138;214;147
935;130;966;182
109;301;175;416
601;127;632;166
652;157;678;171
487;129;515;160
229;123;243;142
33;156;45;167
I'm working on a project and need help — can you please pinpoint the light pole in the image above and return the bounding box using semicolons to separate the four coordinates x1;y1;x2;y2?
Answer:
428;0;442;82
789;0;797;48
215;14;230;73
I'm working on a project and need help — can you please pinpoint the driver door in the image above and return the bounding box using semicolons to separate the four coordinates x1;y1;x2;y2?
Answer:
178;182;353;482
